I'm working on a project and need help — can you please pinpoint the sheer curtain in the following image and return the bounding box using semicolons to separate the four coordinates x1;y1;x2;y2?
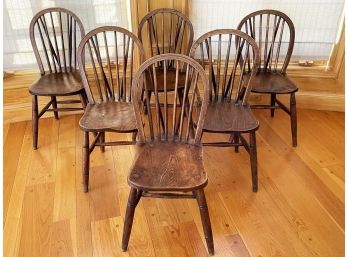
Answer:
189;0;344;61
3;0;130;71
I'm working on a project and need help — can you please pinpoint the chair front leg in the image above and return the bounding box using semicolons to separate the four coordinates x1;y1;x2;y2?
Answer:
32;95;39;149
195;189;214;255
249;131;258;192
122;187;140;252
83;131;90;192
51;96;59;120
290;92;297;147
270;93;276;117
80;91;88;110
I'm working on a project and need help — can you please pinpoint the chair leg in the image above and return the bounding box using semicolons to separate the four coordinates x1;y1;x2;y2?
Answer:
32;95;39;150
83;131;90;192
195;189;214;255
99;132;105;152
249;131;258;192
144;91;152;115
122;188;139;252
51;96;59;120
229;132;239;153
290;92;297;147
270;93;276;117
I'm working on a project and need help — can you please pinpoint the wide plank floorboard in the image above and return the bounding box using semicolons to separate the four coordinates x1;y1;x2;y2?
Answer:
4;109;344;257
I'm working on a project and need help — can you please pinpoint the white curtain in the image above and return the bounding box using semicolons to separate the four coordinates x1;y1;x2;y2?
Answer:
189;0;344;61
3;0;130;71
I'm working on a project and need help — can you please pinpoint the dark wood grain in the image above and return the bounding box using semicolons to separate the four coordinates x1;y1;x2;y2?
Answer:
77;26;145;192
29;8;86;149
122;53;214;255
237;9;298;147
190;29;260;192
138;8;194;111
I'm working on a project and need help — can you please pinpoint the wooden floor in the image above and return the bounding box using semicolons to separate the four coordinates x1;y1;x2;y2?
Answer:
4;109;344;257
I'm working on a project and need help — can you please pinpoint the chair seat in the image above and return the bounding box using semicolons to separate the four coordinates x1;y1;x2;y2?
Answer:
249;72;298;94
128;142;207;191
79;101;137;132
29;71;84;96
145;67;187;91
204;102;259;132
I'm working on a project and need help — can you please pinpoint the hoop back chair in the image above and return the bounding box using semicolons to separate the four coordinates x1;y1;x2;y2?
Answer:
29;7;86;149
190;29;261;192
77;26;145;192
121;54;214;255
138;8;194;109
237;9;298;147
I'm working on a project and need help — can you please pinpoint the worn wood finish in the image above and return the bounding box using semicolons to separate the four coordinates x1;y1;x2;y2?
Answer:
190;29;260;192
4;109;344;257
77;26;145;192
237;9;298;147
122;53;214;255
29;7;86;149
138;8;194;109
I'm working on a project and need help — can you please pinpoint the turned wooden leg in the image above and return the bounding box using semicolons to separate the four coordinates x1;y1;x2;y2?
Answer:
231;133;240;153
290;92;297;147
99;132;105;152
270;93;276;117
195;189;214;255
144;90;152;115
83;131;90;193
51;96;59;120
32;95;39;150
122;188;139;252
249;131;258;192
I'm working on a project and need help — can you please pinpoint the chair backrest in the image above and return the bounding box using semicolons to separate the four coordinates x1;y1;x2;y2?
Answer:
190;29;260;105
77;26;145;104
237;9;295;74
132;54;209;145
138;8;194;60
29;7;85;75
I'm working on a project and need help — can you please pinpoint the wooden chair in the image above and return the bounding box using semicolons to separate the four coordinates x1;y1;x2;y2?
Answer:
190;29;261;192
29;7;87;149
121;54;214;255
138;8;194;111
237;10;298;147
77;26;145;192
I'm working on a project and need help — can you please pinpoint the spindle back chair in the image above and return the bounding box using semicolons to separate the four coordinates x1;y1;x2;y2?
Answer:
190;29;261;192
138;8;194;110
77;26;145;192
237;10;298;147
122;54;214;255
29;7;86;149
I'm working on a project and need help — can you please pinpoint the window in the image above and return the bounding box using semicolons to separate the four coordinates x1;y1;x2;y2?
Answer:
3;0;130;71
189;0;344;64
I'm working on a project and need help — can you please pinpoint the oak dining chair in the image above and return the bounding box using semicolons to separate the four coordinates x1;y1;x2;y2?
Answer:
237;9;298;147
138;8;194;112
121;53;214;255
77;26;145;192
190;29;261;192
29;7;87;149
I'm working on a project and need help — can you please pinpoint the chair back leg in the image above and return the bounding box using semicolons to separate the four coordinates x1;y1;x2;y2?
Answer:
249;131;258;192
83;131;90;192
51;96;59;120
290;93;297;147
270;93;276;117
32;95;39;149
